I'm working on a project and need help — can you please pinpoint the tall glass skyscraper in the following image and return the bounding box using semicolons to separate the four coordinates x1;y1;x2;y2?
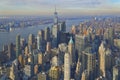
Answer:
54;6;58;25
16;34;21;58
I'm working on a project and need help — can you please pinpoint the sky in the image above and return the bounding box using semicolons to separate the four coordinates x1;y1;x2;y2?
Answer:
0;0;120;16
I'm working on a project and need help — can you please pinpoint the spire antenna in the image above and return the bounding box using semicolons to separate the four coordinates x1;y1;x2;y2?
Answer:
55;5;56;12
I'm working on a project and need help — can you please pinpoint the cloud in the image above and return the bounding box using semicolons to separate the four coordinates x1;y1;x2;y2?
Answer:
0;0;120;15
0;0;108;7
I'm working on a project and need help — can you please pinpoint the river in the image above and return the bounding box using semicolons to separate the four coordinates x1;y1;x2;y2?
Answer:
0;19;86;51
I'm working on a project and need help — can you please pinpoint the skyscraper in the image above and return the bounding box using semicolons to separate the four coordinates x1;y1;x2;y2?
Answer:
38;30;44;40
8;43;13;60
46;42;51;52
86;48;96;80
75;34;88;60
49;66;60;80
99;41;106;77
54;6;58;25
75;58;82;80
71;25;77;34
9;63;19;80
52;24;59;48
25;46;29;56
16;34;21;58
82;47;96;80
81;70;89;80
51;6;60;48
68;37;75;65
108;27;114;46
113;65;120;80
104;27;114;47
28;34;35;46
58;21;66;32
38;52;43;65
64;52;71;80
37;31;45;52
99;41;112;77
44;27;50;42
37;72;47;80
37;34;42;50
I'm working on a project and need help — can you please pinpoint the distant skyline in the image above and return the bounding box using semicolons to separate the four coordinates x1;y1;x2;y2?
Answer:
0;0;120;16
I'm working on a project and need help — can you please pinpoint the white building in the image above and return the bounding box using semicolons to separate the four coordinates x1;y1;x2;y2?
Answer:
64;52;71;80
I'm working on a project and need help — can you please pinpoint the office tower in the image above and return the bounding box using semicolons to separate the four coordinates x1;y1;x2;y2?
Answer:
18;54;25;67
16;34;21;58
28;45;32;54
104;27;114;46
58;43;68;52
86;27;93;43
37;32;45;52
25;46;29;56
49;66;60;80
38;30;44;40
34;64;38;75
58;21;66;32
44;27;50;41
20;38;26;48
54;6;58;25
64;52;71;80
52;24;59;48
52;6;60;47
75;34;87;60
79;23;84;34
2;45;8;51
28;53;36;65
114;39;120;49
46;42;51;52
108;27;114;46
71;25;77;34
104;28;109;40
96;28;104;36
68;37;75;65
52;24;59;38
24;64;34;78
28;34;35;46
75;58;82;80
81;47;96;80
87;27;92;34
99;41;112;77
81;70;89;80
113;65;120;80
38;52;43;65
59;32;70;44
105;48;112;70
87;53;96;80
81;51;88;72
83;27;88;36
51;55;59;67
28;55;32;64
37;34;42;50
32;50;39;64
9;64;18;80
8;43;13;60
37;72;47;80
99;41;106;77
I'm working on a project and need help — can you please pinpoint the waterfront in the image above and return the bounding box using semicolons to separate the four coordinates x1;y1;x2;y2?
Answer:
0;19;85;51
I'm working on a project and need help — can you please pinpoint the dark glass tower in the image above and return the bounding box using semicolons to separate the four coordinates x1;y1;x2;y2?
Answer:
16;34;21;58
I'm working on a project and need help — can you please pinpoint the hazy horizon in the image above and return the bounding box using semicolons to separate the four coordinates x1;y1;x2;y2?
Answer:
0;0;120;16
